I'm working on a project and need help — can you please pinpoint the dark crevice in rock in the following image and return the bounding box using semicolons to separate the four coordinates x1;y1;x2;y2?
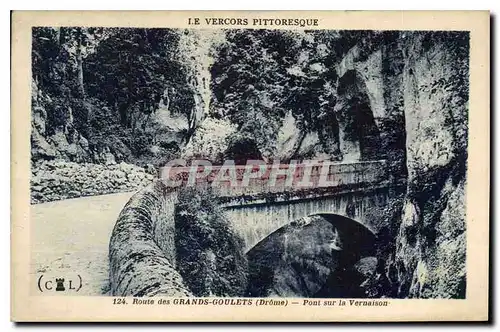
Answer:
245;214;378;298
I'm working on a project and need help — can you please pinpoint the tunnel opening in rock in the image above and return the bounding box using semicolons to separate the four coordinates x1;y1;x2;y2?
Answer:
336;70;384;161
245;213;379;298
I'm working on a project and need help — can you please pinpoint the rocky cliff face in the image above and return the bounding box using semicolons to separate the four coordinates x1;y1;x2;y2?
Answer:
31;80;138;165
31;82;91;163
335;32;407;171
390;31;469;299
332;31;469;299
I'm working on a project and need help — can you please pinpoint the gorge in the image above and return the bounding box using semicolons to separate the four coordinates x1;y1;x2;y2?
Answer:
31;28;469;299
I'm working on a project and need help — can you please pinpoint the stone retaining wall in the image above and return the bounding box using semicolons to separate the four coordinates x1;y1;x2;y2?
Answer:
31;160;155;204
108;180;192;297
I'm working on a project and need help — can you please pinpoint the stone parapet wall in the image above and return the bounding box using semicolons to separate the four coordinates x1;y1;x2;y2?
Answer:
161;160;388;199
108;181;192;297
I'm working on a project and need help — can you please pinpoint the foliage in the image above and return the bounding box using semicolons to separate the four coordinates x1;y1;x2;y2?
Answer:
210;29;296;158
32;27;417;166
174;187;249;297
210;29;373;161
32;27;105;99
32;27;200;164
84;28;196;129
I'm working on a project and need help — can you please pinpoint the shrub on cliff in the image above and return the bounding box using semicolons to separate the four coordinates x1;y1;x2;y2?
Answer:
174;187;248;297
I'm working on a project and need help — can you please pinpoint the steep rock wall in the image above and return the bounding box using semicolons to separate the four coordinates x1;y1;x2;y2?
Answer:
31;82;93;163
379;32;408;179
335;31;468;299
335;33;406;170
174;188;248;297
337;44;387;121
392;31;469;299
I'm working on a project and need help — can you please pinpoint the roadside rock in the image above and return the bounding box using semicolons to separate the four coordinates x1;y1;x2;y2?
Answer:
31;160;155;204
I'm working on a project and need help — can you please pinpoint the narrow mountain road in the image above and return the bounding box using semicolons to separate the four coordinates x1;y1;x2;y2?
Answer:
30;192;135;296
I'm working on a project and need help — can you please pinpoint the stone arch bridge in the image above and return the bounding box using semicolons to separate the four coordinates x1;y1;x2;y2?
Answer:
109;159;398;296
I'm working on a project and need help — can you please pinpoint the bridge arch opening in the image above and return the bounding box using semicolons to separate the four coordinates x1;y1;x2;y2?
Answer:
245;213;379;298
335;70;383;161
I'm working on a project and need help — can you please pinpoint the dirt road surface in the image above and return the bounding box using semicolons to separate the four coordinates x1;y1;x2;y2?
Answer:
30;192;135;296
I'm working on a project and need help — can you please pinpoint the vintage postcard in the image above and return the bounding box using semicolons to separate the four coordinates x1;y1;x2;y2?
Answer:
11;10;490;322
